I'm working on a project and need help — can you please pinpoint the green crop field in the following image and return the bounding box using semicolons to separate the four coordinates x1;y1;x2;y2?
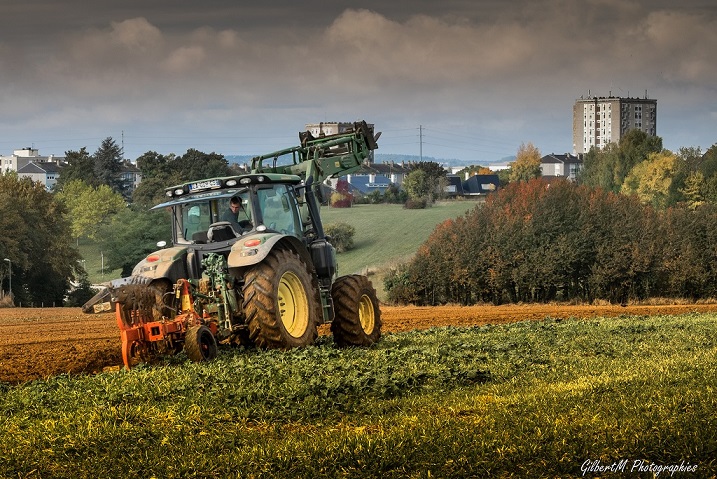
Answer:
1;313;715;478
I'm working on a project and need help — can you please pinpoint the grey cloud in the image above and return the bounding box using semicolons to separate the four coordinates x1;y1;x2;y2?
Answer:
1;0;715;161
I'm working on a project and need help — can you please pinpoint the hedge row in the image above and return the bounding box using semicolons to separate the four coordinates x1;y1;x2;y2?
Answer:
385;179;717;305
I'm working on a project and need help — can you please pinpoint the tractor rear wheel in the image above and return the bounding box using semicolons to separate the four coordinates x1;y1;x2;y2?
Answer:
331;274;381;347
185;325;218;362
243;248;320;349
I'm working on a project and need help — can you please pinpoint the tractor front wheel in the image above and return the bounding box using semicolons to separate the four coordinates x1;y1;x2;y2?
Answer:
185;325;218;362
331;275;381;347
243;248;320;349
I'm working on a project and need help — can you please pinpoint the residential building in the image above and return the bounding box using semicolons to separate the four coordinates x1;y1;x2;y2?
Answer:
0;148;65;173
573;94;657;154
444;175;464;196
540;153;583;181
119;161;142;196
17;161;62;191
461;174;500;196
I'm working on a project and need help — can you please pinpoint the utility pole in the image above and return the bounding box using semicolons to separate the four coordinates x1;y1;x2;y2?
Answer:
419;125;423;162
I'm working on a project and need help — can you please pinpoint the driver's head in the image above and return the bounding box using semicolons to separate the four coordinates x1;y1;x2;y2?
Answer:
229;196;243;212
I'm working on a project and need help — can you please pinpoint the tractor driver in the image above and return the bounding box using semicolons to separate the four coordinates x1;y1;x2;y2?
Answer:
221;196;251;233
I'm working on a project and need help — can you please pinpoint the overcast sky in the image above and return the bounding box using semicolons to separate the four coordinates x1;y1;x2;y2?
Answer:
2;0;716;164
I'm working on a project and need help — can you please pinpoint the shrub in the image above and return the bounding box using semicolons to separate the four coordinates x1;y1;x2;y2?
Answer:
383;263;420;305
0;295;13;308
330;191;353;208
325;222;356;253
366;190;383;204
404;198;427;209
330;179;354;208
383;184;408;204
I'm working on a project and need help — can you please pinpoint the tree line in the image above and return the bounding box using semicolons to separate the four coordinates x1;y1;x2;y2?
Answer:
384;177;717;305
1;137;238;305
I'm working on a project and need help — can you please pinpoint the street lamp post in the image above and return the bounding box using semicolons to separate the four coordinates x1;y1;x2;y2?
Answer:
3;258;10;298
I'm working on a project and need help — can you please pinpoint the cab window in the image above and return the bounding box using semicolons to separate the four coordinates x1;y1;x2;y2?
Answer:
180;201;212;242
257;185;301;236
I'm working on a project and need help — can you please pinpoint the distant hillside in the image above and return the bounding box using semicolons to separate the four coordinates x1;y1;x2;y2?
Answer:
374;154;489;168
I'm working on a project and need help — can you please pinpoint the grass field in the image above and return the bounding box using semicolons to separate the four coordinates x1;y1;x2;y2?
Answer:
77;238;123;285
322;200;478;298
1;313;715;478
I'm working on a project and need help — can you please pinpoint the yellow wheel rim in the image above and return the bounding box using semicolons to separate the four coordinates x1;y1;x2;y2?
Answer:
278;271;309;338
358;294;375;334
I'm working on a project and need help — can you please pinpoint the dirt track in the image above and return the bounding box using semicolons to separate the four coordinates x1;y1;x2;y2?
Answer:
2;303;717;384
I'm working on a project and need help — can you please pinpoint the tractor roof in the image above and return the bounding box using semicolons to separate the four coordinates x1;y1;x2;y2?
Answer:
152;173;302;210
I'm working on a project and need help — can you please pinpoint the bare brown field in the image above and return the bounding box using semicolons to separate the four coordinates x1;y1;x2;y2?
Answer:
2;302;717;384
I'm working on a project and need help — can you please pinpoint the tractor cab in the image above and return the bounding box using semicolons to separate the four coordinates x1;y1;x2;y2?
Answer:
153;174;305;248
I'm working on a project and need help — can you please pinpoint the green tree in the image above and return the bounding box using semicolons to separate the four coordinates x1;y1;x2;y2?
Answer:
619;129;663;175
132;176;170;208
174;149;230;182
135;151;174;179
383;184;407;204
580;130;663;192
621;151;679;209
579;144;620;191
676;146;704;172
56;147;97;189
403;169;431;201
679;171;706;210
56;180;126;240
132;149;232;205
508;142;541;182
702;174;717;204
96;206;172;276
0;172;80;305
93;137;126;193
407;161;447;202
697;144;717;178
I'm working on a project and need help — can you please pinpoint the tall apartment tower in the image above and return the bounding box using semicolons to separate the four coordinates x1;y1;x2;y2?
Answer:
572;94;657;154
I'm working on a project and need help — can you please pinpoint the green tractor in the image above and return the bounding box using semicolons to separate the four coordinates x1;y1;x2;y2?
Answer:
83;121;382;368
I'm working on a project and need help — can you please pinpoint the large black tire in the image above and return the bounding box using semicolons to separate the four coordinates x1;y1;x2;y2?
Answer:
243;248;320;349
331;275;381;347
185;325;218;362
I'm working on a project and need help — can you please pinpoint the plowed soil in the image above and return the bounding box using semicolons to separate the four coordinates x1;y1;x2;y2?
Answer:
2;302;717;384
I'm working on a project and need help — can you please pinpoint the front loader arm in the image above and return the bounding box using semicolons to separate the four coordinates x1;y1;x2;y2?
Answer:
250;120;379;185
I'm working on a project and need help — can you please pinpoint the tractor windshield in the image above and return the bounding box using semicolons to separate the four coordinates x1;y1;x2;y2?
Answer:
180;201;213;243
256;184;301;237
